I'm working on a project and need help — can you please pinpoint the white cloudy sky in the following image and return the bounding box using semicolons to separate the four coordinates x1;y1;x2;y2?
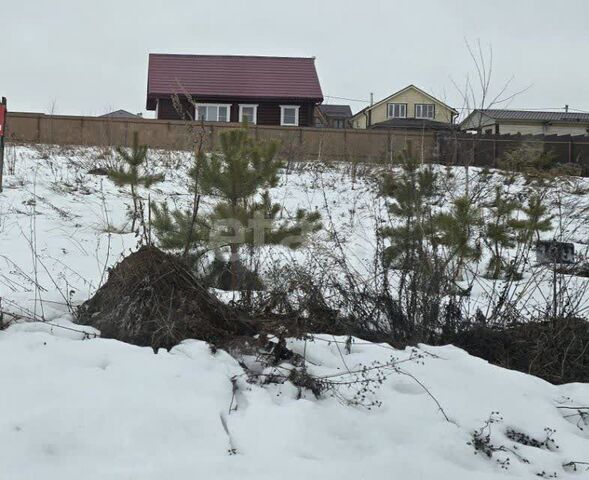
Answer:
1;0;588;117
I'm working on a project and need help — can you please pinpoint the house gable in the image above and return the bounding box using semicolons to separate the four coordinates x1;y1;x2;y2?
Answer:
459;110;497;131
351;85;458;128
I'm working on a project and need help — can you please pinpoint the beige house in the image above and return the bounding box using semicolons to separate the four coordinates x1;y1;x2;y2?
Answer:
460;109;589;136
351;85;458;129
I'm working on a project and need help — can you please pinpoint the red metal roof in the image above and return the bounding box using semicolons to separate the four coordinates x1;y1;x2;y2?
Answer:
146;54;323;108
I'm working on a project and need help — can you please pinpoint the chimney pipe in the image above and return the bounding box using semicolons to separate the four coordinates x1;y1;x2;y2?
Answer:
565;104;569;113
370;92;374;106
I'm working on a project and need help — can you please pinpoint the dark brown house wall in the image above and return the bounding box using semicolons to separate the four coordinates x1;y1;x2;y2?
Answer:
253;102;314;127
153;96;315;127
256;102;280;125
156;97;195;120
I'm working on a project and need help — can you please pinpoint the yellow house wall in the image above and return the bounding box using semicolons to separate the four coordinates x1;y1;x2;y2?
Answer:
352;87;455;128
352;114;367;129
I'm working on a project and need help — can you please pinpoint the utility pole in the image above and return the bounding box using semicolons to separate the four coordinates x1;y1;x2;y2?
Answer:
0;97;7;193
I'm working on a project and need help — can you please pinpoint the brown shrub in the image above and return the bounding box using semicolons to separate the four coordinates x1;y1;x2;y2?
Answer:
450;317;589;384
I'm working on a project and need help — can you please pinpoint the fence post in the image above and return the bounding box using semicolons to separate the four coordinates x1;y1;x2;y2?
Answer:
210;124;216;150
471;136;475;168
406;139;413;157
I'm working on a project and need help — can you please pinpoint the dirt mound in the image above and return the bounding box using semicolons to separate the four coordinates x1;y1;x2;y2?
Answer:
77;246;256;350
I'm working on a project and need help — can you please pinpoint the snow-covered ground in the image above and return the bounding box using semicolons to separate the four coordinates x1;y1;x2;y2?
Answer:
1;144;588;321
1;144;589;479
2;324;589;479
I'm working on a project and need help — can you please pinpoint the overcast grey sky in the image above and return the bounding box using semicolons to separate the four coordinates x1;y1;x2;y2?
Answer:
2;0;588;117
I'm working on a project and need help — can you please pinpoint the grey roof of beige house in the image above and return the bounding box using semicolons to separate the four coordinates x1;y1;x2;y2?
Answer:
370;118;457;130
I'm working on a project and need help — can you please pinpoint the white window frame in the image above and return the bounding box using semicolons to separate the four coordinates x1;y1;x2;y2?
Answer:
195;103;232;122
238;104;258;124
387;103;407;119
280;105;300;126
415;103;435;120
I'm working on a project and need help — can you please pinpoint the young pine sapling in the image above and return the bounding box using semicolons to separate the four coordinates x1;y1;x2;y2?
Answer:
152;128;321;289
106;132;164;234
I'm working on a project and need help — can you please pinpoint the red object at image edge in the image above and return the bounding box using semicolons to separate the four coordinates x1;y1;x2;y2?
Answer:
0;104;5;137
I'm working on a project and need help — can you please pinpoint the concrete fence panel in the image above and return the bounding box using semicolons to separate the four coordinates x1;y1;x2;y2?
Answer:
9;112;588;175
4;112;430;164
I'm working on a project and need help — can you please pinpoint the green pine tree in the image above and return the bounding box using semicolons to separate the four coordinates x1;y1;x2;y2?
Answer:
483;186;519;279
434;196;482;281
380;154;438;269
379;153;447;340
151;201;206;250
107;132;164;232
511;193;553;243
152;128;321;289
151;147;206;257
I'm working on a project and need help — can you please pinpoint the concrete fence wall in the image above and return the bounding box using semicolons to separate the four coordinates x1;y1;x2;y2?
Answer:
6;112;588;174
5;112;436;163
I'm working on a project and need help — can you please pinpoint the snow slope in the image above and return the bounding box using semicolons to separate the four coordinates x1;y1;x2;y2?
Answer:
1;322;589;479
0;144;589;479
